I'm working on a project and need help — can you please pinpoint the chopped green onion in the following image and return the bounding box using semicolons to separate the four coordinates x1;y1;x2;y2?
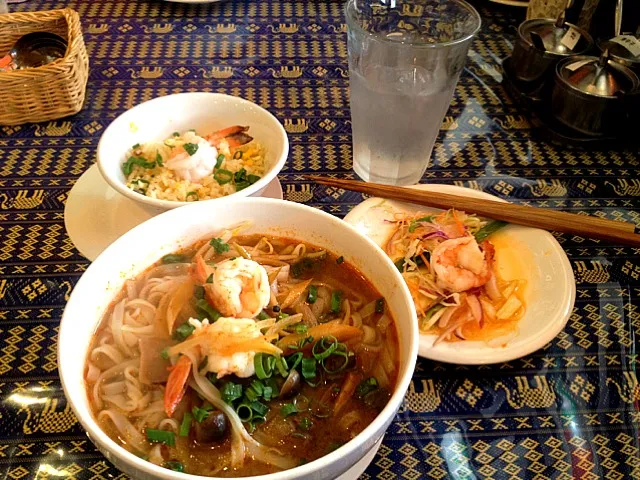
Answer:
215;154;225;169
306;286;317;304
164;461;184;472
257;310;270;321
206;273;214;284
250;380;264;396
122;156;157;176
330;291;343;313
146;429;175;446
336;256;344;264
474;220;508;242
192;406;210;423
248;174;261;184
277;312;290;321
221;382;243;404
254;353;274;379
375;298;385;314
356;377;379;398
235;181;251;191
161;253;187;264
214;168;233;185
234;168;247;182
233;151;243;159
186;191;199;201
183;143;199;156
280;403;298;417
173;322;195;341
155;152;163;167
245;387;259;402
236;403;253;422
160;347;169;360
293;395;310;413
262;385;273;401
301;357;317;380
294;324;308;334
394;254;427;272
289;336;314;351
408;215;435;233
251;400;269;417
288;352;303;371
322;349;350;374
195;299;221;322
312;336;338;361
275;356;288;377
297;417;313;431
210;237;230;254
134;178;150;186
179;412;192;436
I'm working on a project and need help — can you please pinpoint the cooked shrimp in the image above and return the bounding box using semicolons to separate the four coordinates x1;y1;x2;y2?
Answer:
164;132;218;182
205;125;253;149
431;236;493;293
201;317;263;378
209;257;270;318
164;355;191;417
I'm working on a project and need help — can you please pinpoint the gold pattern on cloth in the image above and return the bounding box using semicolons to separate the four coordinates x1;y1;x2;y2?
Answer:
18;399;78;435
494;376;556;409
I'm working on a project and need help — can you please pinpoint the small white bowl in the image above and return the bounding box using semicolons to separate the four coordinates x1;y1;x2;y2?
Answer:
59;197;419;480
97;93;289;213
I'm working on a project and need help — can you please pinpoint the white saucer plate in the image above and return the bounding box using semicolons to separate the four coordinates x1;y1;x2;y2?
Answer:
64;164;283;262
343;184;575;365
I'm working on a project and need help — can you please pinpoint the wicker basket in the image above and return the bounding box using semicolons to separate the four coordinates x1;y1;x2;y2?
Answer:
0;8;89;125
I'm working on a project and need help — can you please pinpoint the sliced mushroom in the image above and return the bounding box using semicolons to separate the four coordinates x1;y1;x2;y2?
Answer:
194;410;228;444
280;369;301;399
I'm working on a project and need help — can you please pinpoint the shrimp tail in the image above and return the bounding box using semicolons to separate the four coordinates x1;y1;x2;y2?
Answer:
206;126;252;147
164;356;191;417
192;255;214;284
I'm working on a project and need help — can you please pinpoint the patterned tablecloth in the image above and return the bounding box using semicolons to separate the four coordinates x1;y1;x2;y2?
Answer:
1;1;639;479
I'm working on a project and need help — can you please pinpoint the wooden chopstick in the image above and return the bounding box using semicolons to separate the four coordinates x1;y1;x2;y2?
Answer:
306;176;640;246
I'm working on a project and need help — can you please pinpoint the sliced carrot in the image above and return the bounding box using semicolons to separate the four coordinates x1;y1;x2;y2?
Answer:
217;338;282;356
164;356;191;418
277;322;363;354
334;371;362;416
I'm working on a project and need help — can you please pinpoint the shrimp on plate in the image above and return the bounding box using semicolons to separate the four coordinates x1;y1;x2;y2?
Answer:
193;256;270;319
431;236;494;293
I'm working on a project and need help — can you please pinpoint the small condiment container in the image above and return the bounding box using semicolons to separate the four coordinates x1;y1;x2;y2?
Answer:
511;15;593;86
598;34;640;77
551;51;639;136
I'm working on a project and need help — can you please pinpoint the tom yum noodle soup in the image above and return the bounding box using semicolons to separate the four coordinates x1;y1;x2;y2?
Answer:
85;223;400;477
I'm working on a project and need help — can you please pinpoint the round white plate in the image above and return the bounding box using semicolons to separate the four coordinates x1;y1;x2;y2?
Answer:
64;165;283;261
343;184;575;365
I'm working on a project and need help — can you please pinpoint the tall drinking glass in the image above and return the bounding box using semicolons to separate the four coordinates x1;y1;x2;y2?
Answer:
346;0;481;185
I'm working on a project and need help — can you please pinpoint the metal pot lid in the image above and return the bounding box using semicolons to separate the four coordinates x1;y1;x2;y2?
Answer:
599;35;640;64
520;17;591;55
558;52;637;97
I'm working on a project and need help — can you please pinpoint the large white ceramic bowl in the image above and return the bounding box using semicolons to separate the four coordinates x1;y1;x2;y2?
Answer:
59;198;419;480
97;93;289;213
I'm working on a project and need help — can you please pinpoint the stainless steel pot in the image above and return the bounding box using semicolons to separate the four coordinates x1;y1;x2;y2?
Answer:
551;52;639;136
511;16;594;85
